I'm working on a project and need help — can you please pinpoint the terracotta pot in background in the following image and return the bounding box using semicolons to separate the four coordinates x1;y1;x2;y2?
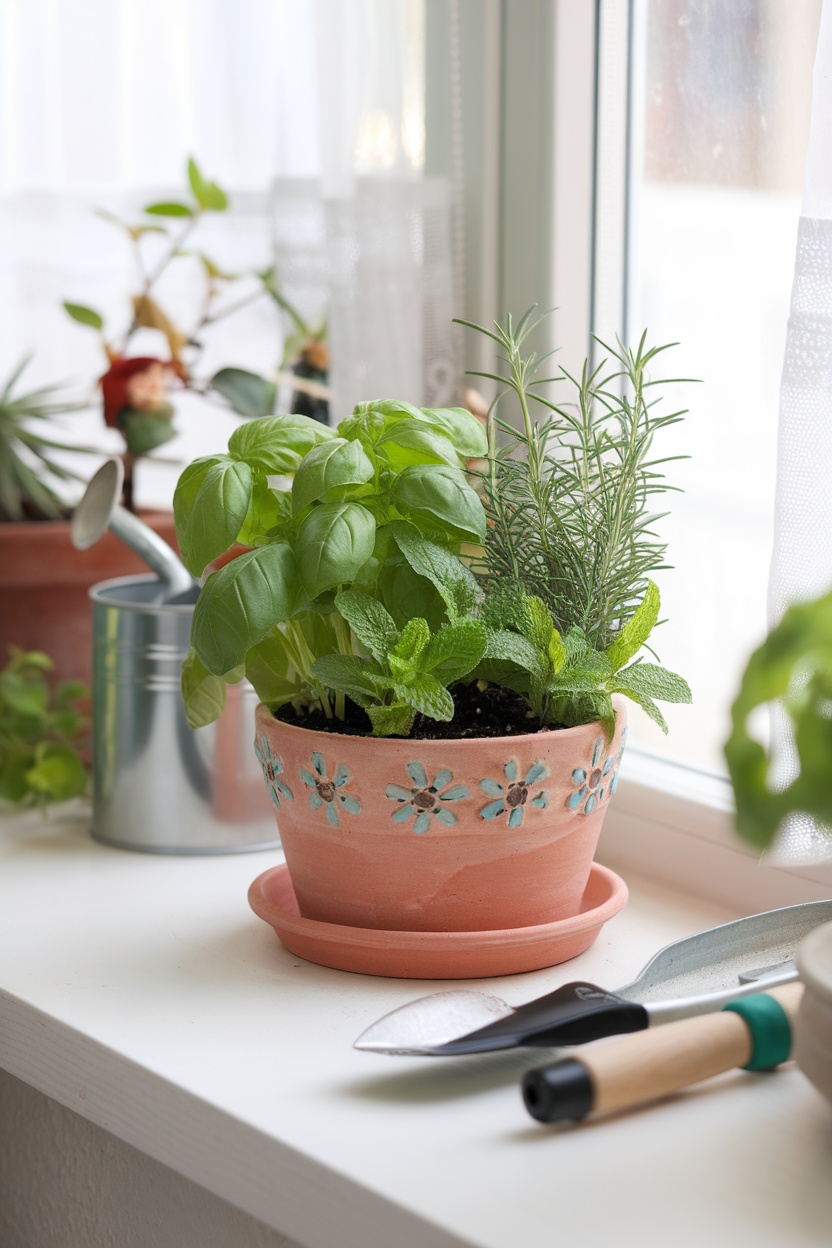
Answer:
0;512;179;687
254;700;627;934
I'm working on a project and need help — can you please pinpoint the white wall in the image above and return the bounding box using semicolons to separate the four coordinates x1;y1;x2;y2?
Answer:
0;1068;305;1248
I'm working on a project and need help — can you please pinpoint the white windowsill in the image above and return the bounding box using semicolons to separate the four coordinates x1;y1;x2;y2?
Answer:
600;750;832;915
2;806;831;1248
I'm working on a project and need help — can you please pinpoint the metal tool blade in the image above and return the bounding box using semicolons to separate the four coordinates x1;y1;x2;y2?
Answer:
355;896;832;1055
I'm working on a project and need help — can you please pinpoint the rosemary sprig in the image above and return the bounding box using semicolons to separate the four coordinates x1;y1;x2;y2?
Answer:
457;310;691;650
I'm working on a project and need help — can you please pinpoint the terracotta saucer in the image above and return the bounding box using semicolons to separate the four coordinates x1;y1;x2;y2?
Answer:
248;863;628;979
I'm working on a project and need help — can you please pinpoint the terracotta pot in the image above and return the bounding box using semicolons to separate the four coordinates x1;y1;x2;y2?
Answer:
0;512;179;687
254;700;627;933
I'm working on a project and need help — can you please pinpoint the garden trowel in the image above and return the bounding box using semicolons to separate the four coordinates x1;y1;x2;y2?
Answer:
354;897;832;1056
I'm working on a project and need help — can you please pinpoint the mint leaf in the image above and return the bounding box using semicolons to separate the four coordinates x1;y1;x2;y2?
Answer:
391;523;482;622
520;596;555;652
606;581;660;671
391;617;429;664
396;673;454;721
422;622;487;683
367;703;415;737
484;629;545;679
311;653;386;706
614;662;691;704
335;590;398;663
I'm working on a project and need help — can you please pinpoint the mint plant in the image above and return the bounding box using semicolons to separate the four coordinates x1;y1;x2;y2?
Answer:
479;579;689;736
312;590;487;736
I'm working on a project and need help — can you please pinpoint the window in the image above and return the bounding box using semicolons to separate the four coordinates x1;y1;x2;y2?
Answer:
573;0;818;779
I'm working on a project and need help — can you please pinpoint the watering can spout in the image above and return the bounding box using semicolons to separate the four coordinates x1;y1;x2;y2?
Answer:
71;458;196;598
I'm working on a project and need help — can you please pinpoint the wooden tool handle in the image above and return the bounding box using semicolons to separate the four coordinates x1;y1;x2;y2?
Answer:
522;983;804;1123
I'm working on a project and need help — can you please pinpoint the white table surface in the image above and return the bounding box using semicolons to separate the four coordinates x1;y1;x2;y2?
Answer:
1;810;831;1248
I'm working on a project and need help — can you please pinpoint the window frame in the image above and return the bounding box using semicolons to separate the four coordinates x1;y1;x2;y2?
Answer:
434;0;832;906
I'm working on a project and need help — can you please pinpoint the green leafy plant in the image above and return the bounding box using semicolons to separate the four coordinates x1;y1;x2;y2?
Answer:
726;589;832;851
0;648;89;805
479;578;689;736
62;156;328;509
175;311;690;742
312;590;487;736
459;309;691;733
174;400;488;731
462;308;689;648
0;358;89;522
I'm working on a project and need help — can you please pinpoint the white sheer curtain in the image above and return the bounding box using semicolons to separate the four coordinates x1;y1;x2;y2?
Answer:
768;0;832;862
0;0;455;504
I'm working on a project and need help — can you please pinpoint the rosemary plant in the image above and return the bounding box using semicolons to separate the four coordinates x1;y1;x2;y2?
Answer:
458;309;692;734
460;308;688;650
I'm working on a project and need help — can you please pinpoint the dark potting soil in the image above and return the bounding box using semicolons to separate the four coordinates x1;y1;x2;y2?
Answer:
275;681;565;739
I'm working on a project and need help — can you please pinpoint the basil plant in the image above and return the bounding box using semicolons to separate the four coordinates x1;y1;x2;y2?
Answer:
174;400;491;736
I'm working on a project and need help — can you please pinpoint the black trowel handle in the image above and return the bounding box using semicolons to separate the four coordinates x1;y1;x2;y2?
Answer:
433;983;650;1055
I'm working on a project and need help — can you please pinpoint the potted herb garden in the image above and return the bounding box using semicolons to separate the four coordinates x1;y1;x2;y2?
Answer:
174;311;690;954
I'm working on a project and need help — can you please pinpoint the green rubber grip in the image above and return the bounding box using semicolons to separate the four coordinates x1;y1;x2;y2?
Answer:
722;993;793;1071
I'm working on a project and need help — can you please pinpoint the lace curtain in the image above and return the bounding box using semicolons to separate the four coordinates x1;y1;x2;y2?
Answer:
768;0;832;862
0;0;457;500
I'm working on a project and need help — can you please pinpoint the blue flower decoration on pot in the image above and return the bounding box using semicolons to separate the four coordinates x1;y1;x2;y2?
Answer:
299;752;362;828
478;759;550;828
567;729;627;815
254;736;294;809
386;762;469;833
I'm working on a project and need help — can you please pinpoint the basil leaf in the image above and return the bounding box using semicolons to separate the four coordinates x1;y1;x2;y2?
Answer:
245;629;301;709
192;544;304;674
376;553;446;632
292;438;374;515
295;502;376;598
236;480;293;547
174;456;253;577
416;406;488;458
391;465;486;543
180;647;227;729
228;414;331;474
375;419;460;468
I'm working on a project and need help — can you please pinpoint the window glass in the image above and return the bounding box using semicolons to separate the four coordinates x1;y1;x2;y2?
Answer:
625;0;821;773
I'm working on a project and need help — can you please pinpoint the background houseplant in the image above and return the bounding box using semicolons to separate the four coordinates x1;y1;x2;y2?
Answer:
1;157;324;689
726;588;832;855
0;647;89;808
174;311;691;937
63;156;329;510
